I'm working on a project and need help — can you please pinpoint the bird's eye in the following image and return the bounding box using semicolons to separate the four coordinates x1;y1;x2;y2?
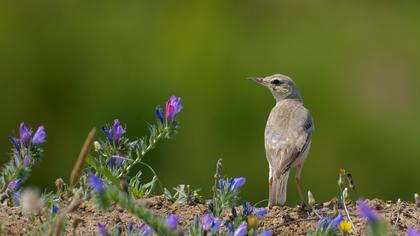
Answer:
271;79;281;85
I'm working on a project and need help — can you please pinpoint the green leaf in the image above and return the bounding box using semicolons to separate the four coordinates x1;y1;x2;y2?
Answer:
86;155;120;188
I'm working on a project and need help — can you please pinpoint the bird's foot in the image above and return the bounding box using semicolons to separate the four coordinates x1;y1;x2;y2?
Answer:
297;201;311;212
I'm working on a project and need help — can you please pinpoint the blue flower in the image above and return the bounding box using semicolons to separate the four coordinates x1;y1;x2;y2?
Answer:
231;177;246;190
211;217;222;232
260;230;272;236
227;223;235;234
139;223;153;236
219;179;225;190
407;228;420;236
31;126;46;145
202;214;213;231
102;127;113;143
242;201;254;216
254;208;268;216
127;221;134;232
8;179;22;191
166;214;179;231
156;107;164;123
113;119;126;143
97;223;107;236
23;155;31;167
107;155;124;169
328;214;343;228
357;199;378;223
88;172;105;194
13;191;21;206
19;122;32;145
166;96;183;122
9;137;20;151
234;223;248;236
316;217;331;230
51;204;58;215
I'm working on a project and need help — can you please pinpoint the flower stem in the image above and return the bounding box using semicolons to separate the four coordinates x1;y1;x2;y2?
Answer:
342;192;356;232
118;126;169;178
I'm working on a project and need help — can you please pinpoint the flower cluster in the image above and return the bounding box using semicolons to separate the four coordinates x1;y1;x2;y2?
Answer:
0;122;47;206
102;119;126;145
225;201;269;236
89;96;183;198
356;199;378;223
227;221;271;236
89;171;271;236
156;96;183;124
212;177;246;216
311;214;351;236
187;214;222;235
10;122;47;168
240;201;267;217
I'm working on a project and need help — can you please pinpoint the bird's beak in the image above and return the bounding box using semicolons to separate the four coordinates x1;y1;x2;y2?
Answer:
247;77;263;84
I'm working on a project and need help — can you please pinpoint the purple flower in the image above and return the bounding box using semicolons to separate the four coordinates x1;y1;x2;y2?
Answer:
316;217;331;229
202;214;213;231
165;96;183;122
156;107;164;123
139;223;153;236
260;230;272;236
211;217;221;232
227;223;235;234
113;119;126;143
219;179;225;190
234;223;248;236
51;204;58;215
242;201;254;216
13;191;21;206
31;126;46;145
254;208;268;216
407;228;420;236
97;223;107;236
231;177;246;190
166;214;179;231
357;199;378;223
102;127;113;143
9;137;20;151
88;172;105;194
329;214;343;228
19;122;32;145
127;221;134;232
8;179;22;191
107;156;124;169
23;155;31;167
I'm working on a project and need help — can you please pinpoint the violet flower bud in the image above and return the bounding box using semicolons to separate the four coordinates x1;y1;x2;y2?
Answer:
19;122;32;145
165;96;183;122
113;119;126;143
31;126;46;145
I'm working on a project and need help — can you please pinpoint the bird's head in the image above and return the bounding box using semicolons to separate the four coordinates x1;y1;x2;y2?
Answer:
248;74;302;102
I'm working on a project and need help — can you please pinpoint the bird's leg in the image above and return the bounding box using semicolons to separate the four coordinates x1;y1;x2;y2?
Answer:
294;164;307;208
295;177;306;207
268;166;273;207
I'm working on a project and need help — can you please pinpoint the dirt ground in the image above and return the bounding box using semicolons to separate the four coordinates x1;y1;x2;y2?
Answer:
0;196;418;235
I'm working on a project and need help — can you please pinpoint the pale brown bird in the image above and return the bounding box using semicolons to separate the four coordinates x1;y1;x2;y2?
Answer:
249;74;314;207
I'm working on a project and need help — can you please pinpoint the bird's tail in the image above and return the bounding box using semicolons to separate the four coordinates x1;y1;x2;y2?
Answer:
269;171;289;206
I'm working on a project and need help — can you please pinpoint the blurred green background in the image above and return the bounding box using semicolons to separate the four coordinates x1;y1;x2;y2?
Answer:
1;1;419;205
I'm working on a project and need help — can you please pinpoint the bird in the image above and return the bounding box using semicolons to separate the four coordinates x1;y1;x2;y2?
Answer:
248;74;314;207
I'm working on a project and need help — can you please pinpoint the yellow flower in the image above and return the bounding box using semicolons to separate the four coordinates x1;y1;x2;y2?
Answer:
339;221;352;234
247;216;258;229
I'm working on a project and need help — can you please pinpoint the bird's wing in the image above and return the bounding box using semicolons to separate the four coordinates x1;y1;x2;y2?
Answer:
264;101;313;177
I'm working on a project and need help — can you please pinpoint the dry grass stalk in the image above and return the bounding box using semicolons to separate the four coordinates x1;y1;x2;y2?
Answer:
69;128;96;186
